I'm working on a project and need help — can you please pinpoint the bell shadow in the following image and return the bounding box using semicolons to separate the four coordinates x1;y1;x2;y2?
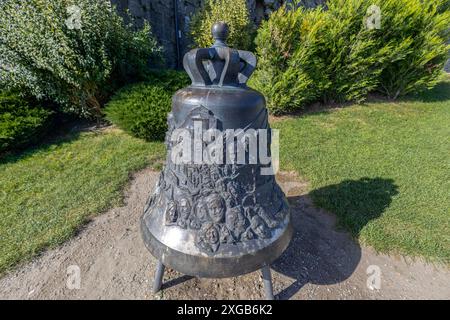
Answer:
272;177;398;300
161;275;195;291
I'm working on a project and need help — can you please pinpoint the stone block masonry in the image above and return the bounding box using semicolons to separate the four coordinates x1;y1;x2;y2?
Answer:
111;0;326;68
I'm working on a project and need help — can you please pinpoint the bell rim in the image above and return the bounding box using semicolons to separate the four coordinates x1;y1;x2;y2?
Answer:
140;213;294;279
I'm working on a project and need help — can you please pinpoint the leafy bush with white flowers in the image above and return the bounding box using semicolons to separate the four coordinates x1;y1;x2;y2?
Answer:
0;0;162;118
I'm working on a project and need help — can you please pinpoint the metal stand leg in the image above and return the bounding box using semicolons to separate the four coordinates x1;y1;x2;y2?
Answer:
261;265;274;300
152;260;165;294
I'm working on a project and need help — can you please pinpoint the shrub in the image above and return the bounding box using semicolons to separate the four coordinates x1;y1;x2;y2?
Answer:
250;0;450;114
0;0;162;118
143;69;192;93
249;6;326;114
190;0;254;49
250;0;389;114
104;70;190;141
374;0;450;98
0;92;53;153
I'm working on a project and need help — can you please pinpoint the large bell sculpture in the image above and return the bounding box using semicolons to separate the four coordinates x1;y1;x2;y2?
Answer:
141;22;293;300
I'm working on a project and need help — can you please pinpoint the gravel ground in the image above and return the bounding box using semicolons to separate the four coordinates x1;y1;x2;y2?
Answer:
0;168;448;300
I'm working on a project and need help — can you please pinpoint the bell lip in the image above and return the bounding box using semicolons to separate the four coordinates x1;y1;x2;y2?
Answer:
140;214;294;279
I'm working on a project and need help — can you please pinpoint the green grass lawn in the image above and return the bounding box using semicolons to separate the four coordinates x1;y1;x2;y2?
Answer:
0;78;448;274
274;76;450;263
0;128;164;274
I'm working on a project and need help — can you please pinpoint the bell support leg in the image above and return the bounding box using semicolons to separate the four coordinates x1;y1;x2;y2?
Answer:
261;265;274;300
152;260;165;294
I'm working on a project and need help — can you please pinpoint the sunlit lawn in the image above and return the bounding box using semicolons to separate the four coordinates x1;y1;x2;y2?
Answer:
274;76;450;263
0;128;164;274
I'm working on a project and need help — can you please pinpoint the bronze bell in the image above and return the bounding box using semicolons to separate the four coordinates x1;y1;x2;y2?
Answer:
141;22;293;300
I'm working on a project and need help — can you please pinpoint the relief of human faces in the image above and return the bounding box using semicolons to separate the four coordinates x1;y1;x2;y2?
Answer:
205;224;219;244
195;200;209;222
226;207;246;233
206;193;225;223
197;223;220;253
178;197;191;220
251;215;270;239
165;200;177;224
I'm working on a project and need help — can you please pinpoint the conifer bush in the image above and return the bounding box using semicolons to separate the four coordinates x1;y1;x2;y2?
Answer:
190;0;254;49
374;0;450;98
250;0;450;114
104;70;190;141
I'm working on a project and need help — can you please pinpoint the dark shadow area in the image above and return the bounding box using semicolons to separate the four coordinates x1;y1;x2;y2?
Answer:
309;177;399;238
161;275;194;291
270;77;450;123
0;118;102;166
272;177;398;299
402;79;450;103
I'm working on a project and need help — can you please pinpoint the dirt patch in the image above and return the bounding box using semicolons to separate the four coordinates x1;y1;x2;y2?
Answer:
0;169;448;300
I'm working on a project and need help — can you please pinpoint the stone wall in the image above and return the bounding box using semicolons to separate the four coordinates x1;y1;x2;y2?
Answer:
112;0;326;68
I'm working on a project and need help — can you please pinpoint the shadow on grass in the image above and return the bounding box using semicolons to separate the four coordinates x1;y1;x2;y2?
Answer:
403;80;450;103
310;177;399;238
0;119;99;166
272;177;398;300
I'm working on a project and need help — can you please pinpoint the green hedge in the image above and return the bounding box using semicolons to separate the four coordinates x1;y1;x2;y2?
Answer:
190;0;254;50
250;0;450;114
104;70;190;141
0;92;53;153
